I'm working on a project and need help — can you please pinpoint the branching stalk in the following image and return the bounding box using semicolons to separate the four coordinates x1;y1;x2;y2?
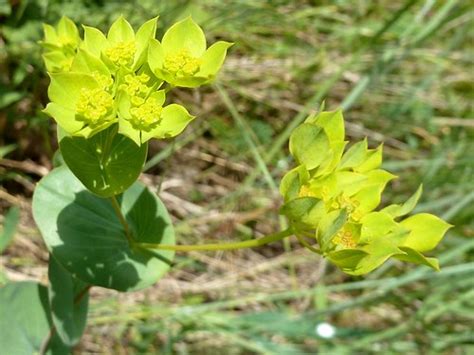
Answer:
139;228;293;252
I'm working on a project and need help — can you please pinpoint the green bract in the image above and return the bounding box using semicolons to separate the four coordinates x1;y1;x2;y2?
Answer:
82;16;158;71
148;17;233;88
280;109;452;275
40;16;80;72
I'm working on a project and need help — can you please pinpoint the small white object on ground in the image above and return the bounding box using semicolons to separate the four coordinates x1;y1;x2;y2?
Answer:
315;322;336;339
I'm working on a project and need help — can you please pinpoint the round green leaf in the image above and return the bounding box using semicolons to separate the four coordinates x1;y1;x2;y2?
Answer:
32;166;175;292
59;125;147;197
0;282;69;354
48;256;89;346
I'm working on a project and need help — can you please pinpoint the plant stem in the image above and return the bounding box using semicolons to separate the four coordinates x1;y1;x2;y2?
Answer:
295;234;322;255
109;195;134;245
138;228;293;252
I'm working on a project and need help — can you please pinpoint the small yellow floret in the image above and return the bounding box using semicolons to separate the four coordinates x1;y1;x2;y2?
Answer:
334;195;360;213
128;97;163;130
350;209;363;222
119;74;150;98
92;72;113;89
299;184;317;198
76;88;114;125
164;49;201;76
333;229;357;249
105;41;136;67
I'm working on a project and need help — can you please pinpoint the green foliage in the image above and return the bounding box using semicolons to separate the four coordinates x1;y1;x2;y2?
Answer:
0;282;69;354
148;17;232;88
0;206;20;253
48;256;89;346
59;125;147;197
32;166;175;292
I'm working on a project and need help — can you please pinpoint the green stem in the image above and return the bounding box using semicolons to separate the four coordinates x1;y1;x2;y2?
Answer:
295;234;322;255
109;195;134;245
139;228;293;252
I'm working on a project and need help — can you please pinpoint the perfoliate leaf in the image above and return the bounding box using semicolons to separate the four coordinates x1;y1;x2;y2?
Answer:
59;124;147;197
352;169;396;213
289;123;330;170
355;144;383;173
42;23;57;43
280;197;326;227
314;141;347;177
327;249;368;270
317;209;348;250
82;25;107;57
305;109;345;143
107;15;135;43
339;138;368;170
279;165;309;202
345;229;408;275
162;17;206;57
148;38;164;71
70;48;110;76
400;213;452;252
33;166;175;292
359;212;398;242
48;72;98;109
43;103;83;133
42;51;72;72
138;104;193;142
395;246;440;270
57;16;80;45
0;282;69;354
382;184;423;218
135;16;159;65
334;171;368;196
198;41;233;78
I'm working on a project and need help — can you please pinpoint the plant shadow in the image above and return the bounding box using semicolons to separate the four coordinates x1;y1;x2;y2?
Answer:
54;184;174;292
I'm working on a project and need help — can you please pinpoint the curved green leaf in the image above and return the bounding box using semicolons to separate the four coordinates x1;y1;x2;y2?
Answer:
48;256;89;346
400;213;452;252
0;206;20;253
32;166;175;291
0;282;68;354
107;15;135;43
198;41;233;77
59;125;147;197
162;17;206;57
289;123;330;170
395;246;440;270
280;197;326;227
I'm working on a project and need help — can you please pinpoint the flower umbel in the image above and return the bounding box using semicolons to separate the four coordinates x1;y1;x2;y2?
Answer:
148;17;232;88
280;109;452;275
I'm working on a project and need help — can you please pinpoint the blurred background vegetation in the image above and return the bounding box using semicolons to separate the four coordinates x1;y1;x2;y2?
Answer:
1;0;473;353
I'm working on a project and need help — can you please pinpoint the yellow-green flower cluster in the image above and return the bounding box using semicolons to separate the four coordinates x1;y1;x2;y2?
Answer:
41;16;231;145
280;110;452;275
